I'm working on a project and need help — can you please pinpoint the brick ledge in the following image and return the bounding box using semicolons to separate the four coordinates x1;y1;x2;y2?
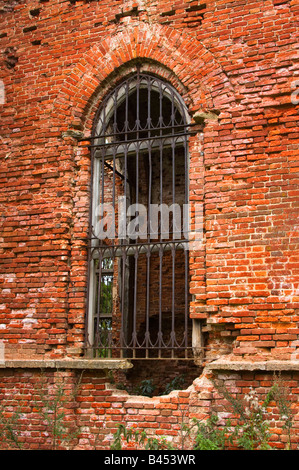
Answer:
0;359;133;370
206;359;299;372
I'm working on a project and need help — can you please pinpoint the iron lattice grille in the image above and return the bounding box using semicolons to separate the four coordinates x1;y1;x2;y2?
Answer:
86;71;194;359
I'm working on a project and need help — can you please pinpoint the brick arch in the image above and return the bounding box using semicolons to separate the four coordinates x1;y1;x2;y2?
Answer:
53;21;235;133
57;22;235;352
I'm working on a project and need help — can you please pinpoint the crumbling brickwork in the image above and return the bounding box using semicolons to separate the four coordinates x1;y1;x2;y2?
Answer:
0;0;299;450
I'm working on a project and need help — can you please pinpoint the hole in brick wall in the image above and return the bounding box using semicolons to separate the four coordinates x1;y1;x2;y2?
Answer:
23;25;37;33
30;8;40;17
273;0;290;5
111;6;140;23
258;347;272;353
3;47;18;69
160;10;176;17
112;360;203;397
186;4;207;12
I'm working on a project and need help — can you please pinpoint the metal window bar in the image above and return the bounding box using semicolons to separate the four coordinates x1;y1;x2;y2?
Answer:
86;72;194;359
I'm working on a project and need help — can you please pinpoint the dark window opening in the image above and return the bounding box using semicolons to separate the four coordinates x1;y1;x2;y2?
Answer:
86;70;194;360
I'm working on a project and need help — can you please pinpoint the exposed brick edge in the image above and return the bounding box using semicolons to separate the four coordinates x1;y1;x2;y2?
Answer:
0;359;133;370
206;360;299;371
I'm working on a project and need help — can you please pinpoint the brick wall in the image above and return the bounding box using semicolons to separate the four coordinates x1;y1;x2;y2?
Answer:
0;0;298;450
0;367;298;450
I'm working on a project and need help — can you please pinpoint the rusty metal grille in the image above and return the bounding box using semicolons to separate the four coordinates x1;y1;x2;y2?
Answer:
85;70;194;359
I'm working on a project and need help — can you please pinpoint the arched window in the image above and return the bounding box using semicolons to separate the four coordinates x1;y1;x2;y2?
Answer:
86;70;194;359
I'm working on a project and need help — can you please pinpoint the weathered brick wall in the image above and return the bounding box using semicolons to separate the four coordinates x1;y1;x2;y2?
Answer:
0;367;298;450
0;0;298;450
1;0;297;359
